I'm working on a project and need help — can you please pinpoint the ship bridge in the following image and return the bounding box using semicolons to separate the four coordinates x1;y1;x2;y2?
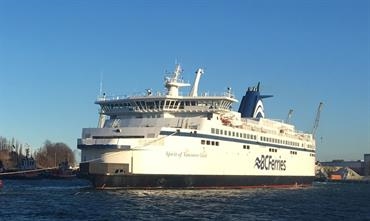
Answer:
95;65;238;118
96;94;236;115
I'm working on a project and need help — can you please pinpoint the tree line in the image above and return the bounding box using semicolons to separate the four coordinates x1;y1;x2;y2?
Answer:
0;136;76;170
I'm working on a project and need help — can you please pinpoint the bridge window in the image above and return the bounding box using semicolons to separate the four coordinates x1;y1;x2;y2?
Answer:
179;101;184;109
147;101;155;109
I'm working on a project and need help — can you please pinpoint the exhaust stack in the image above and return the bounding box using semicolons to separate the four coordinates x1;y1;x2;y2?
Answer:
238;82;273;118
189;68;204;97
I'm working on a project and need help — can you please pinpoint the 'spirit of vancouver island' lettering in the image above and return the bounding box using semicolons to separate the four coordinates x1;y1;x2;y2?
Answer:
254;155;286;171
166;151;207;158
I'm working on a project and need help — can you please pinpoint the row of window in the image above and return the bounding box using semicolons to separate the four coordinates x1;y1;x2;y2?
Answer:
200;139;315;157
201;139;220;146
260;136;301;147
269;148;278;153
211;128;257;140
307;144;315;149
201;139;253;151
211;128;307;149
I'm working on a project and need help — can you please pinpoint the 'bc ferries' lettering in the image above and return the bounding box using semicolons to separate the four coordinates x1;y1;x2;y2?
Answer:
254;155;286;171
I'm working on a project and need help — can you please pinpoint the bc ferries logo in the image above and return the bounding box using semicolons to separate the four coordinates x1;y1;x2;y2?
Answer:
254;155;286;171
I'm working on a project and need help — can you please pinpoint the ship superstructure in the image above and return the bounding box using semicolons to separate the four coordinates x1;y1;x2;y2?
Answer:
78;65;316;188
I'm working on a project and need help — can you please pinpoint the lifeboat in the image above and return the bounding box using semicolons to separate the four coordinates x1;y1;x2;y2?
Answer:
221;117;231;125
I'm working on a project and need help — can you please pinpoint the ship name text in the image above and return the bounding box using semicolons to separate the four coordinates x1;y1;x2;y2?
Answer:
254;155;286;171
166;151;207;159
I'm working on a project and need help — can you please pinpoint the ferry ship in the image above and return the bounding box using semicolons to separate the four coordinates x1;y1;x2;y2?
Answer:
78;65;318;189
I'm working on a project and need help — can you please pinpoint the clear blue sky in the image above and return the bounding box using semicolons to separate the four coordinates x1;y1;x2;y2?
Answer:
0;0;369;161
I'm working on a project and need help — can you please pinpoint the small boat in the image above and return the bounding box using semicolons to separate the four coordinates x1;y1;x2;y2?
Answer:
0;151;43;179
0;179;3;188
46;160;77;179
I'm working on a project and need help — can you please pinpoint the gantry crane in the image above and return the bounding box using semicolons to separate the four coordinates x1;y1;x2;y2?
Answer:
312;102;323;138
286;109;293;124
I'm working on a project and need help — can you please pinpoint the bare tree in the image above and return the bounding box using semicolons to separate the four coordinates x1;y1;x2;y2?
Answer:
35;140;75;168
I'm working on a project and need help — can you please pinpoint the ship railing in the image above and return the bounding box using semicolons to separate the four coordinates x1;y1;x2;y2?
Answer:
270;119;286;124
96;93;161;101
97;95;129;101
96;91;236;101
165;77;190;85
241;120;313;141
197;92;235;98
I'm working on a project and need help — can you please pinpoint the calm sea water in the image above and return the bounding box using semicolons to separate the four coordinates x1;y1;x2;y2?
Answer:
0;179;369;221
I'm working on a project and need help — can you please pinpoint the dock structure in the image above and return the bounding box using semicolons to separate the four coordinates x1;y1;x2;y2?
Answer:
315;154;370;183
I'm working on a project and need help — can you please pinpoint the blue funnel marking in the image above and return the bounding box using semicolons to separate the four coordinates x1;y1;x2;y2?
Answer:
238;82;273;118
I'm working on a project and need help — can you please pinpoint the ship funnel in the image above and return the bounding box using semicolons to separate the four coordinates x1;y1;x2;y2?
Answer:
238;82;273;118
189;68;204;97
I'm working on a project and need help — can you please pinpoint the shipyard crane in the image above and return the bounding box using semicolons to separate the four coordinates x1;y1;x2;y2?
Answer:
286;109;293;123
312;102;323;138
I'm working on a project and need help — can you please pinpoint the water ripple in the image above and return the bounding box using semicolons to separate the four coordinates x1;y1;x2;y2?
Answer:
0;180;369;220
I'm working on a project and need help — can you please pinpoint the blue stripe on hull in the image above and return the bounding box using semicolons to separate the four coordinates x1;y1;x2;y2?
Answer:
84;174;314;189
160;130;315;153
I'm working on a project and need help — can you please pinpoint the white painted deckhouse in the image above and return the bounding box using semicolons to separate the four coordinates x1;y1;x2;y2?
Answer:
78;65;317;188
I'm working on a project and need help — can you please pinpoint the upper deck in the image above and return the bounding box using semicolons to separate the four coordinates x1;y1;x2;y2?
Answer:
96;93;237;115
86;64;317;150
96;65;238;116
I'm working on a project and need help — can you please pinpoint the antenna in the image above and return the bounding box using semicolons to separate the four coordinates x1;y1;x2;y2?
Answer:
99;72;104;96
97;71;106;128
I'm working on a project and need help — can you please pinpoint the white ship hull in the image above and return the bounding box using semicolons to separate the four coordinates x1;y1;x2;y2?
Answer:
78;65;318;189
79;127;315;188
